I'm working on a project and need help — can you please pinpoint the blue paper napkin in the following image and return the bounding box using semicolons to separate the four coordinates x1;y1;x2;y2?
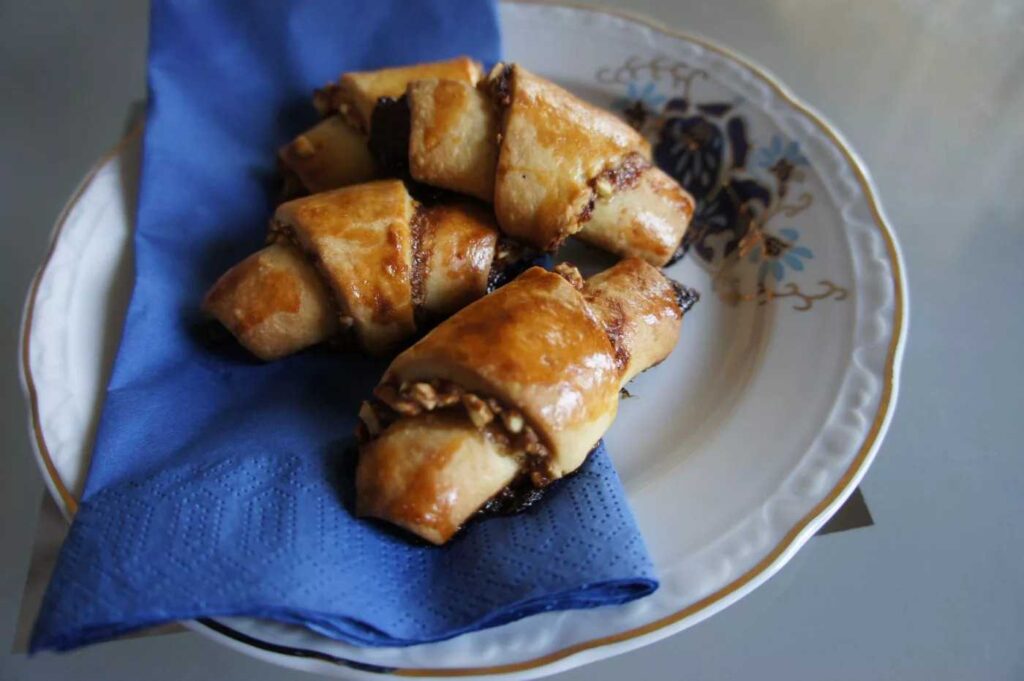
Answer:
31;0;657;652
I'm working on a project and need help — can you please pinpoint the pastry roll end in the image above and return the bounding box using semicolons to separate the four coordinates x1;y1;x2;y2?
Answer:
356;260;697;543
582;257;687;384
278;116;377;195
384;267;622;479
321;57;484;132
491;64;651;251
578;164;695;267
202;243;337;361
356;412;519;545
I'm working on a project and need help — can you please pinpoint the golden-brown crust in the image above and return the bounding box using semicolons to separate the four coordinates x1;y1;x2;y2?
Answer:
582;257;684;383
328;57;483;132
202;243;337;361
356;412;518;544
493;65;650;250
578;166;695;266
384;267;621;477
278;116;377;194
275;181;417;354
417;203;500;319
407;79;499;201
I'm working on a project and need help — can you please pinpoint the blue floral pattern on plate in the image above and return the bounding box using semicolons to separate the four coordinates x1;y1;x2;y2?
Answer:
596;57;847;310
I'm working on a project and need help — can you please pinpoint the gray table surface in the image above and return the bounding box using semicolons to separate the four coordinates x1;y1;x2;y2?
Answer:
2;1;1023;679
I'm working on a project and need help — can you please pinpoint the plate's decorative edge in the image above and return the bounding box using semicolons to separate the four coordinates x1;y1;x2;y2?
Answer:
18;2;906;677
19;124;145;521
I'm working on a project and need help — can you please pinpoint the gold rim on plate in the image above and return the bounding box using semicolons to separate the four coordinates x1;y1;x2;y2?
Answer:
21;2;905;676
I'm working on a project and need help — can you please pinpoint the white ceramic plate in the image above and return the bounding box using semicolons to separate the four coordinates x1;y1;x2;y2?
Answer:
20;2;906;678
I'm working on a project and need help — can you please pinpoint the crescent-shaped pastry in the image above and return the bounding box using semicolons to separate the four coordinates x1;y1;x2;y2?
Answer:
356;258;698;543
278;57;484;199
203;180;517;359
402;65;694;265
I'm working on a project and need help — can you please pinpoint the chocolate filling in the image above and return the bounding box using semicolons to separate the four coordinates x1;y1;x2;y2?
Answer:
477;445;591;518
367;95;472;205
478;474;548;516
598;299;631;373
577;194;596;224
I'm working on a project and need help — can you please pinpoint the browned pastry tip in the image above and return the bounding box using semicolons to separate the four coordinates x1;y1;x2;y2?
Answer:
577;162;695;267
581;257;687;383
278;116;376;195
202;242;337;361
356;411;519;545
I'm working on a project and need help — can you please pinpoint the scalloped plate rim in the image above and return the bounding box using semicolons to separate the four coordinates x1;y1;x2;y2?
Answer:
18;2;907;679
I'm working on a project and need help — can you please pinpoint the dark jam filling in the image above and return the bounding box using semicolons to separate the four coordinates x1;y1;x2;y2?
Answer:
577;195;596;224
486;237;544;293
490;64;513;107
670;279;700;314
600;152;649;192
367;95;473;205
478;475;548;515
598;299;631;374
368;95;411;178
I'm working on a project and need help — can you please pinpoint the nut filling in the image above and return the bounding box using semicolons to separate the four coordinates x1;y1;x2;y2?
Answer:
358;379;555;487
578;151;652;224
553;262;585;291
